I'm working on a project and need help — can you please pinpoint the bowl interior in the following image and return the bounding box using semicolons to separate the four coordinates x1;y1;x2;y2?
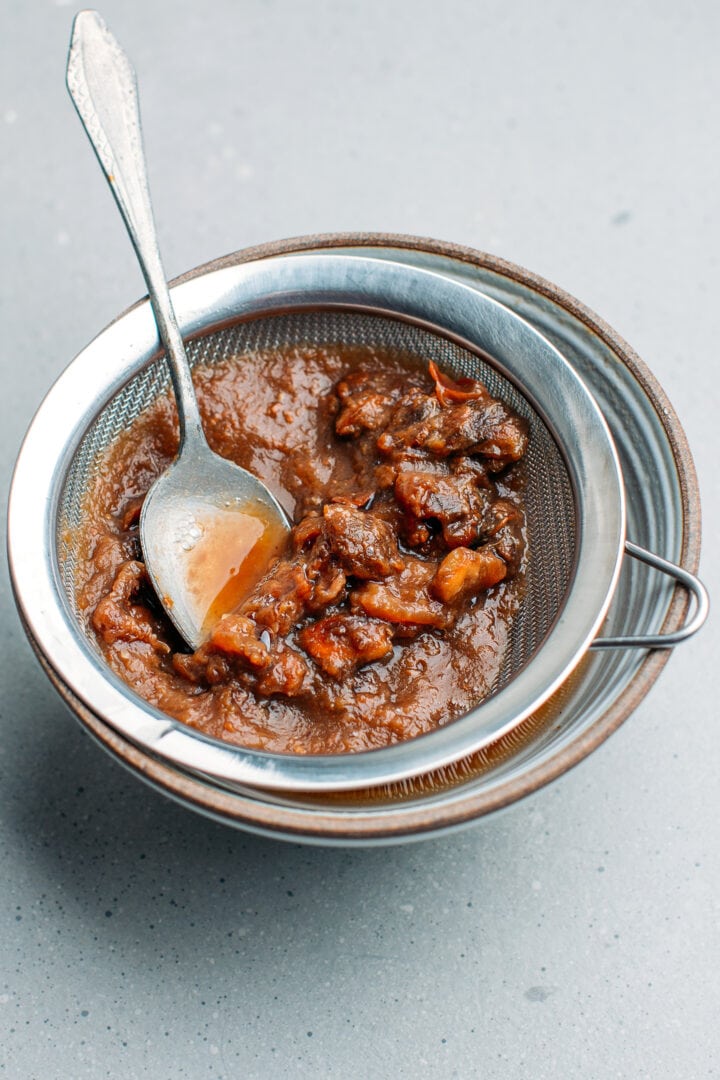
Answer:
58;308;576;701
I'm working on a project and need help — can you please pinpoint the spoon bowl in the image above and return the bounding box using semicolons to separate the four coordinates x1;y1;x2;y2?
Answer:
66;9;290;648
140;451;288;650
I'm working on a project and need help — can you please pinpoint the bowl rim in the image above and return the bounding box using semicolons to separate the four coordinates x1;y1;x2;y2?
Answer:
8;250;627;794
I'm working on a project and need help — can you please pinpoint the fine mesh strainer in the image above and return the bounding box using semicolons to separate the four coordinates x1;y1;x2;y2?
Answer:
8;253;708;794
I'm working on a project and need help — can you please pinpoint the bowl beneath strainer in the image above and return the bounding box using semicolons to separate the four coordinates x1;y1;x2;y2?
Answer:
8;244;705;809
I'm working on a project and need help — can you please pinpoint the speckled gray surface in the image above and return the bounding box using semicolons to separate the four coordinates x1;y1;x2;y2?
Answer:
2;2;718;1077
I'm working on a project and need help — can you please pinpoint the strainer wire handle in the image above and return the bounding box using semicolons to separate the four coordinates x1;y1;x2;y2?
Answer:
591;541;709;649
65;9;205;451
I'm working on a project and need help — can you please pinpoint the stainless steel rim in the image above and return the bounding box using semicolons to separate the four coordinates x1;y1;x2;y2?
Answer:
9;253;625;792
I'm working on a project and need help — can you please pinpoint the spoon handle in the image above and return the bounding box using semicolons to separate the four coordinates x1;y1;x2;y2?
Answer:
66;9;205;450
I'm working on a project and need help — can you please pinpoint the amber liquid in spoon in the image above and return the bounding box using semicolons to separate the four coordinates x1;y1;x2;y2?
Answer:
174;500;287;640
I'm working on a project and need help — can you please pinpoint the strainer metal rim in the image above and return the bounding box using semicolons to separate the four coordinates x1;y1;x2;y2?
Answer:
8;253;625;792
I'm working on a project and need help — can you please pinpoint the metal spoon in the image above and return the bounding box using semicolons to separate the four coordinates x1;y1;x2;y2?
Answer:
66;10;289;650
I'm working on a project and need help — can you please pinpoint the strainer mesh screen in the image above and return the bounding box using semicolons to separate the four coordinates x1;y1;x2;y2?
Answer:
57;310;576;694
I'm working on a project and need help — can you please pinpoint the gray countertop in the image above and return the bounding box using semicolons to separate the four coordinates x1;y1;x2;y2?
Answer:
1;2;717;1077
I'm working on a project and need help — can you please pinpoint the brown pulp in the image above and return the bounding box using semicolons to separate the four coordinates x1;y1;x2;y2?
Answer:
76;342;529;754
